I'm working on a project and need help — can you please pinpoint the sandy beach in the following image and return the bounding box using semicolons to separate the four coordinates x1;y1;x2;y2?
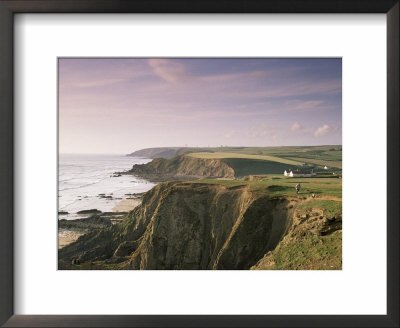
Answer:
112;198;141;212
58;230;84;249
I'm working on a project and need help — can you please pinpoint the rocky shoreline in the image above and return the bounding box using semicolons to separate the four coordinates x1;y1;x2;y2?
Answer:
58;195;143;249
58;211;126;248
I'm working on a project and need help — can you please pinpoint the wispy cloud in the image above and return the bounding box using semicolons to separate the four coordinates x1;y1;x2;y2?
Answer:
284;100;326;112
73;78;126;88
238;79;341;100
223;130;240;139
147;59;188;83
290;122;304;132
314;124;340;137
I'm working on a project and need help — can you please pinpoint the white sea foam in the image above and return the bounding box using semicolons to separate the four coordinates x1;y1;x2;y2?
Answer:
58;154;155;220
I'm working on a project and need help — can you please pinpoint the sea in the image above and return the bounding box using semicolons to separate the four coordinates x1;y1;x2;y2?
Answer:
58;154;155;220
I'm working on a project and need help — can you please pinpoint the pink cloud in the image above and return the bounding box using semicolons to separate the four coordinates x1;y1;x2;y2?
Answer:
147;59;187;83
284;100;326;111
314;124;339;137
223;130;240;138
290;122;304;132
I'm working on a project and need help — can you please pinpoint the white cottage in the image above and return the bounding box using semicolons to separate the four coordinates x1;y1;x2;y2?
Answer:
284;169;316;177
284;170;293;177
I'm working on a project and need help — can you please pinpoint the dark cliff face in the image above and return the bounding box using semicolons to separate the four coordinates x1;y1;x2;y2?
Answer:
59;182;294;270
126;155;235;182
125;184;294;270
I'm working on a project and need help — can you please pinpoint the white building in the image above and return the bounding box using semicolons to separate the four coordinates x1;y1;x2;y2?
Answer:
284;169;316;177
284;170;293;177
324;166;328;170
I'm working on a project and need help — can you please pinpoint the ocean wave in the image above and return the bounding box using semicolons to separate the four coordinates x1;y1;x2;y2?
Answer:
58;155;154;213
58;172;112;184
58;176;110;191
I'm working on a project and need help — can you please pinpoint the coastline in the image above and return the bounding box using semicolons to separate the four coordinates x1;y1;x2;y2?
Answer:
58;153;154;220
58;230;84;249
58;197;143;249
112;198;141;212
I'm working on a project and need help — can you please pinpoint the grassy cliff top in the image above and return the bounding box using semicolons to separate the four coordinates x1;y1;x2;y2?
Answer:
193;175;342;198
187;151;302;165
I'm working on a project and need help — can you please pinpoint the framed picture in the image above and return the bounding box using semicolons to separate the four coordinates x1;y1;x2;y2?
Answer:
0;0;398;327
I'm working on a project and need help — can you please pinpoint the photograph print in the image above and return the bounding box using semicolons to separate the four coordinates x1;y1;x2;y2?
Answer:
58;58;342;270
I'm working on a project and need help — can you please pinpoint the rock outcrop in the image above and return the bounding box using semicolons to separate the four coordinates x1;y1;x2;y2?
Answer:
58;215;112;231
125;155;235;182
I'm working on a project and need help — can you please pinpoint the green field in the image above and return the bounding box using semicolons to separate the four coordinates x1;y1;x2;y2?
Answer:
187;152;302;165
300;199;342;216
221;158;299;177
186;145;342;170
286;157;342;169
188;145;341;160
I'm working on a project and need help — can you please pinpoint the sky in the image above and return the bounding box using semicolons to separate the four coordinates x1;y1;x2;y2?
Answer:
59;58;342;154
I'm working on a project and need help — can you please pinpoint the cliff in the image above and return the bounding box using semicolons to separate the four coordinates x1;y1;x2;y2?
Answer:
58;182;341;270
126;155;235;182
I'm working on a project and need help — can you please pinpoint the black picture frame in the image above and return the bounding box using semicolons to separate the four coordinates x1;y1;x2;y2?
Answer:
0;1;398;327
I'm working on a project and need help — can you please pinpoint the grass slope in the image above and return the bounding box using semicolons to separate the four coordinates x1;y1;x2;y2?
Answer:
271;230;342;270
187;152;302;165
300;199;342;217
